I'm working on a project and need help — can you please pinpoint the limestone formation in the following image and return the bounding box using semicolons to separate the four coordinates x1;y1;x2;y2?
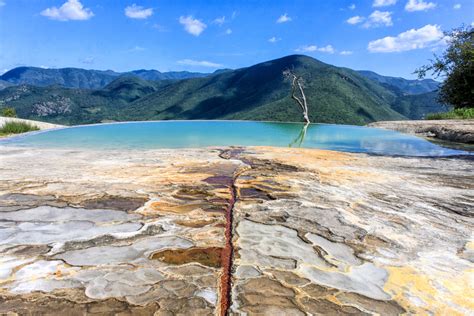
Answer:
0;145;472;315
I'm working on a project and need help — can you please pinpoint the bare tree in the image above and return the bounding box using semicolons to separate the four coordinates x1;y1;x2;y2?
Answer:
283;69;310;124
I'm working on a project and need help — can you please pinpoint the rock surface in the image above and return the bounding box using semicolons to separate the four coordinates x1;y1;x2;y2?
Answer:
0;145;472;315
368;119;474;143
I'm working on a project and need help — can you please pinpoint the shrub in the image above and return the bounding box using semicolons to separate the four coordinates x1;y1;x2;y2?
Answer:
0;121;40;134
1;107;17;117
426;108;474;120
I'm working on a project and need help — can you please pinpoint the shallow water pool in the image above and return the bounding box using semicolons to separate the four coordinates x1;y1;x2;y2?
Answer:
1;120;471;157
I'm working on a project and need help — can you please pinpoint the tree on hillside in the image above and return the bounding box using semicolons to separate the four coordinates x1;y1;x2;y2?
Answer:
283;69;310;123
415;25;473;109
1;107;16;118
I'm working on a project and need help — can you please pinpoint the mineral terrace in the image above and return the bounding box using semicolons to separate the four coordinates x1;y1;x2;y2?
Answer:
0;145;472;315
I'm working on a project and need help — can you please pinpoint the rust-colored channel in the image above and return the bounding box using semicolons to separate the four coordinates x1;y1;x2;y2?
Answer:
219;175;237;316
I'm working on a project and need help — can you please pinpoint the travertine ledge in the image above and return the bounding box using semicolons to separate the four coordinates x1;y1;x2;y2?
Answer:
368;119;474;143
0;146;472;315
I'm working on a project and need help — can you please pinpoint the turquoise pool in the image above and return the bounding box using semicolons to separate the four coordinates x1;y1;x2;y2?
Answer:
1;121;471;157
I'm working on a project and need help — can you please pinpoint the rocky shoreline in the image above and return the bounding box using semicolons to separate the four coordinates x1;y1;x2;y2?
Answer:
0;145;472;315
368;120;474;144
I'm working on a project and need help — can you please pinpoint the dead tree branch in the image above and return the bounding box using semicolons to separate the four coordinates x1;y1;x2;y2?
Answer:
283;69;310;124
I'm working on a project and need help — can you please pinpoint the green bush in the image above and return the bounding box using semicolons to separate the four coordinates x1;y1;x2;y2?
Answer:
426;108;474;120
0;121;40;135
1;107;17;117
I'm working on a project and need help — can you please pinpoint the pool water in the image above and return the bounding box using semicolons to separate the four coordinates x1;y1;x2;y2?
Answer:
1;121;471;157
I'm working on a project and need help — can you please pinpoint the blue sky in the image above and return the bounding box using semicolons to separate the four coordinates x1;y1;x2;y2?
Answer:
0;0;472;78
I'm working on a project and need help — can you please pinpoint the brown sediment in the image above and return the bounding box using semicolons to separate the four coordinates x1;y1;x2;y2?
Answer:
150;247;223;268
81;195;148;212
146;200;224;214
203;175;234;188
174;219;217;228
239;187;275;201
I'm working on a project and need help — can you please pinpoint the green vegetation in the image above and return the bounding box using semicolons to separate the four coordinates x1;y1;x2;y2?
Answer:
426;108;474;120
0;121;39;135
416;25;473;110
1;107;16;117
390;91;448;119
0;55;447;125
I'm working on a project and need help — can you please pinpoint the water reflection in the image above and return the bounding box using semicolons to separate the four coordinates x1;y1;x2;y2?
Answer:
289;123;309;147
2;121;471;157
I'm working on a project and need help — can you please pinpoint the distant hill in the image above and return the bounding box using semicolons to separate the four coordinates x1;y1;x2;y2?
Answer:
0;55;448;125
357;70;440;95
124;69;208;81
0;79;13;90
390;91;449;119
0;67;209;89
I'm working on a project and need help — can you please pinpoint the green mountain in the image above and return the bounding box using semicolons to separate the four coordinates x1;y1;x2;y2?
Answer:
0;67;208;89
0;55;447;125
123;55;405;124
0;79;13;90
357;70;440;95
390;91;449;119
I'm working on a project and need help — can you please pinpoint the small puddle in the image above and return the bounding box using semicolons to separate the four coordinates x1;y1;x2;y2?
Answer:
150;247;223;268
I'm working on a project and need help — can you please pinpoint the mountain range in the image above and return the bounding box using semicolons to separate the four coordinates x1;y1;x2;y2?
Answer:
0;55;446;125
0;67;209;89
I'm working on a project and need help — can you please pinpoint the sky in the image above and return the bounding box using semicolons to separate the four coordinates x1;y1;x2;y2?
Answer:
0;0;472;79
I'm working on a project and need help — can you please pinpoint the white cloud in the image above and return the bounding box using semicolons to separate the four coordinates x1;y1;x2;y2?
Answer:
405;0;436;12
79;57;95;64
129;46;145;52
40;0;94;21
318;45;335;53
124;4;153;19
340;50;353;55
348;4;356;10
177;59;223;68
368;24;445;52
347;16;365;24
213;16;226;26
225;28;232;35
268;36;281;43
179;16;207;36
373;0;397;7
277;13;292;23
295;45;317;52
453;3;461;9
295;44;335;54
363;10;393;28
152;24;167;32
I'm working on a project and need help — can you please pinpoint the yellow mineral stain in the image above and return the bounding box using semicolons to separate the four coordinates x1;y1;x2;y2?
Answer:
175;219;217;228
252;147;387;185
252;147;356;167
140;200;222;215
466;241;474;250
384;266;473;315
